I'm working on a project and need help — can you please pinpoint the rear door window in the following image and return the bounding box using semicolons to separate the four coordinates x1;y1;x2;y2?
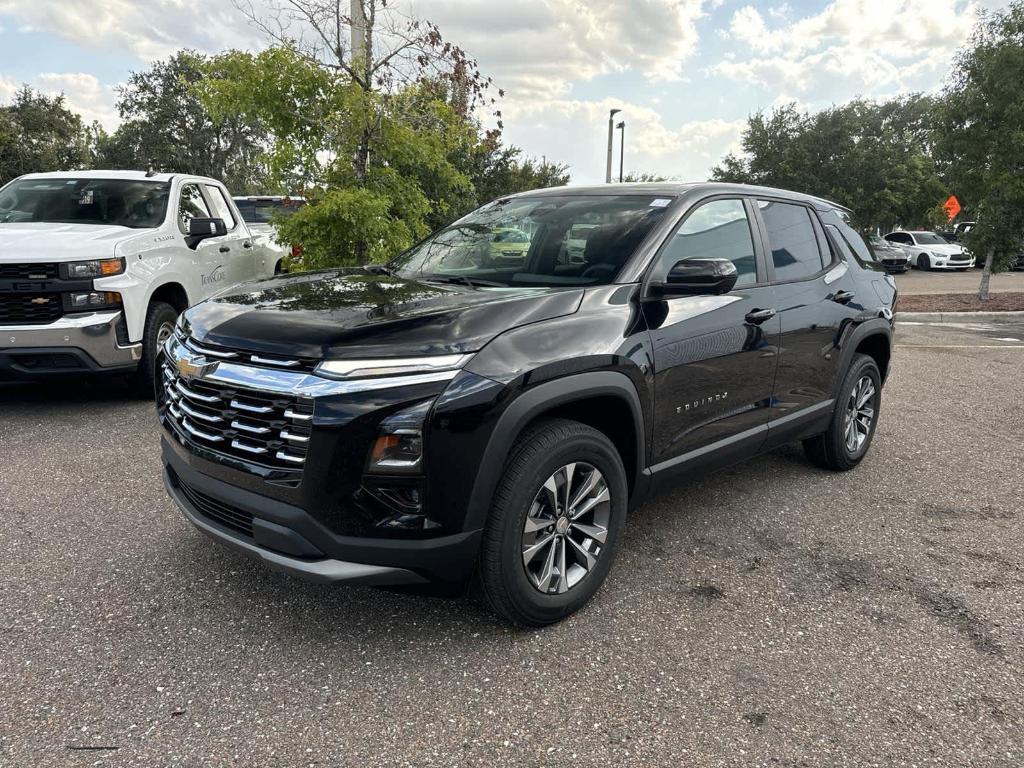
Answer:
758;200;825;281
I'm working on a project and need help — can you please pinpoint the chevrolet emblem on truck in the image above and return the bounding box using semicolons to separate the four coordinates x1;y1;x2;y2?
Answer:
176;354;216;380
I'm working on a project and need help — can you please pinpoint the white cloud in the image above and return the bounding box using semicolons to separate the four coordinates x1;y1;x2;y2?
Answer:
714;0;979;97
34;73;120;130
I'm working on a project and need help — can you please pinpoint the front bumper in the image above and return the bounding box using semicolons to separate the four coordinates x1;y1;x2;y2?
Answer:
930;257;975;270
0;310;141;377
162;437;482;586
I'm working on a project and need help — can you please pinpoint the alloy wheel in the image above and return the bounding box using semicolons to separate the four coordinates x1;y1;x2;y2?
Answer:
156;321;175;347
844;375;876;454
521;462;611;595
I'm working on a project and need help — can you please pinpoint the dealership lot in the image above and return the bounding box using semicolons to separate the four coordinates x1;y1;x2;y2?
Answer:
1;320;1022;767
894;268;1024;295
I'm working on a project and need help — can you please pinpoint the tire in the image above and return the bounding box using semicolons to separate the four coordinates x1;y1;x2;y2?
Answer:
803;354;882;472
917;253;930;270
132;301;178;399
477;418;628;627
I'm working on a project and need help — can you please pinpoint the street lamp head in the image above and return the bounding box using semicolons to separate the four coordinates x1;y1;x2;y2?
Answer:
616;121;625;129
609;108;621;118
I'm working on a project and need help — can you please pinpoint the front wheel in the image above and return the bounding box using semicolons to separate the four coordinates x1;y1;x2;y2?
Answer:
803;354;882;471
917;253;930;270
477;418;628;627
132;301;178;398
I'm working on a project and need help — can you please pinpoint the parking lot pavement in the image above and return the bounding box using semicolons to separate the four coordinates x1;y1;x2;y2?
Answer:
1;321;1022;767
893;267;1024;295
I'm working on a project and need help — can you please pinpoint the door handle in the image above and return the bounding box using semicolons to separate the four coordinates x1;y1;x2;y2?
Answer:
745;308;776;325
219;246;231;253
832;290;855;304
242;241;253;249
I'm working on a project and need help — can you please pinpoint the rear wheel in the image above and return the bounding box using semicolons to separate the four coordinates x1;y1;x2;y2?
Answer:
477;418;627;627
803;354;881;472
132;301;178;399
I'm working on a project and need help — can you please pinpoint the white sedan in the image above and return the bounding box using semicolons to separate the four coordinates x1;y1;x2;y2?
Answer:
883;230;975;271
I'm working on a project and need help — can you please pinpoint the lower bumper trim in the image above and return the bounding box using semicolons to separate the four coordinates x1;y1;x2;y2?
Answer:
166;465;427;586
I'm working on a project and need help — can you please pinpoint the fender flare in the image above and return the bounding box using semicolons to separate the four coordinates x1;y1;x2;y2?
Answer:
462;371;647;532
834;316;893;395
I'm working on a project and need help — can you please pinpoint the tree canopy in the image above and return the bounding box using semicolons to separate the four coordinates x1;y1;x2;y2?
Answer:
0;87;93;185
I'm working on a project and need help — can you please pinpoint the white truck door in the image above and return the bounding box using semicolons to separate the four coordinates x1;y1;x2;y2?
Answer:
201;182;258;283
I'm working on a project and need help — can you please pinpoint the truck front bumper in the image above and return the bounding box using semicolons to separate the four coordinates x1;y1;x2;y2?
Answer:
0;311;141;378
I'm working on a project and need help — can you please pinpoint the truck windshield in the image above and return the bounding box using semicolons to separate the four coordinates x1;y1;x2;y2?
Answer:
0;178;171;229
391;194;673;288
234;197;306;224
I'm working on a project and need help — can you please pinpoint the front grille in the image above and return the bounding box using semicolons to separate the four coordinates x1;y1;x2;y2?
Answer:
0;263;59;279
161;361;313;471
172;470;254;537
0;293;63;324
180;334;318;373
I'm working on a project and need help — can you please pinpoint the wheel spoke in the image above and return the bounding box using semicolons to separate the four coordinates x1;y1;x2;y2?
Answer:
523;511;550;535
556;537;569;593
542;475;559;513
523;532;555;566
857;381;875;408
567;468;599;511
566;535;598;572
536;538;558;591
571;484;610;520
559;463;575;513
569;521;607;544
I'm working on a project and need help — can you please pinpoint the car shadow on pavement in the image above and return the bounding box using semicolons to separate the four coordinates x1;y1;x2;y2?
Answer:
0;376;142;404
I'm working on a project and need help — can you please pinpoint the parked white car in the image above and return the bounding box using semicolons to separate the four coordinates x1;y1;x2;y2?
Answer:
0;170;277;391
233;195;306;273
883;230;975;271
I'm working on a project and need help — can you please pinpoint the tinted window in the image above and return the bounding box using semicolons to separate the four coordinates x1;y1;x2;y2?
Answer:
659;199;757;287
233;198;306;224
758;200;824;281
912;232;947;245
392;195;671;287
886;233;911;245
0;178;170;229
205;185;237;229
178;184;212;234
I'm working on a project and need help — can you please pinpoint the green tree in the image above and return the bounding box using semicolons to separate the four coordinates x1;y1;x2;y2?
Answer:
96;51;270;192
934;2;1024;300
713;97;946;233
0;86;93;184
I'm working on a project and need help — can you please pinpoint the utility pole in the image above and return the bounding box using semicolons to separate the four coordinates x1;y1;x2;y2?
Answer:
605;108;621;183
617;121;625;183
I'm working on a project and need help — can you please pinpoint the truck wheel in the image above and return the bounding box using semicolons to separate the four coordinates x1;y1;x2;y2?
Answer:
803;354;881;472
477;418;627;627
133;301;178;399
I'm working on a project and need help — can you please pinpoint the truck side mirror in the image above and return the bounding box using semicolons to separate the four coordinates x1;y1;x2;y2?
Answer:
185;217;227;249
650;258;739;298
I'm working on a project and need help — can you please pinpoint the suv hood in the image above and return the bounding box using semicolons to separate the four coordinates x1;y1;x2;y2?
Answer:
0;222;139;260
184;270;585;359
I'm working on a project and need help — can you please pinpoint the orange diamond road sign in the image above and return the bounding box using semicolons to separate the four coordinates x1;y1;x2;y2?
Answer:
943;195;961;221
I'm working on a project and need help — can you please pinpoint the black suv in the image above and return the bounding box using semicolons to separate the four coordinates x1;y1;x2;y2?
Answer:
158;183;896;626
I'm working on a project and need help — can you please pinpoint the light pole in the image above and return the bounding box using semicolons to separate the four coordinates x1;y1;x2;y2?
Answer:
605;108;621;183
617;121;625;183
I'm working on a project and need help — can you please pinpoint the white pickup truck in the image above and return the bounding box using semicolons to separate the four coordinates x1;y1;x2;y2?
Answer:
0;170;279;392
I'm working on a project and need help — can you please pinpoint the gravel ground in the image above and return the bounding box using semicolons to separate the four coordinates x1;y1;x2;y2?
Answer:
1;319;1022;767
893;268;1024;296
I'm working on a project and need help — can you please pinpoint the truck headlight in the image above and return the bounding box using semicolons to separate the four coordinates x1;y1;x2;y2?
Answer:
60;258;126;279
366;400;433;474
63;291;122;311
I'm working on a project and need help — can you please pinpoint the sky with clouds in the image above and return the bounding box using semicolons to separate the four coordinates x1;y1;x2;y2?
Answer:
0;0;1008;185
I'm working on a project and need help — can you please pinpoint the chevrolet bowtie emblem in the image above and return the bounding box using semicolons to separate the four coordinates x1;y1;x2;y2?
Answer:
176;355;217;380
30;297;51;305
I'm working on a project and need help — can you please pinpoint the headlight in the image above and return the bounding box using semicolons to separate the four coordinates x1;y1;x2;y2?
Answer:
62;291;122;311
366;400;433;474
60;257;126;279
315;353;472;380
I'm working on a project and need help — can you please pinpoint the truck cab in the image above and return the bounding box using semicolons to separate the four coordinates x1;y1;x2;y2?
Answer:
0;170;275;390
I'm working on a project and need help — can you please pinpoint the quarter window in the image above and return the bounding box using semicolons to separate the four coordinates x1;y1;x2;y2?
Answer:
204;184;237;230
659;199;758;287
178;184;212;235
758;200;825;281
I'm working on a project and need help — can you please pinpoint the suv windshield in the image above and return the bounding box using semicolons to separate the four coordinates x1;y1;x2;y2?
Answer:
234;197;306;224
0;178;171;228
392;194;673;287
913;232;948;245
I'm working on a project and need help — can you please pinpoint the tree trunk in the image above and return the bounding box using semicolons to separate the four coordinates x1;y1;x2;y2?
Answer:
977;247;995;302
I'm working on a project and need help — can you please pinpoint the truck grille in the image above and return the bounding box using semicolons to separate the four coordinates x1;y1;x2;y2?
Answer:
179;334;318;373
0;263;59;279
0;293;63;324
161;361;313;471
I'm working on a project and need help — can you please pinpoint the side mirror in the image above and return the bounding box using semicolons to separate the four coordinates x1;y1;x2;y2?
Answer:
187;217;227;238
653;258;739;297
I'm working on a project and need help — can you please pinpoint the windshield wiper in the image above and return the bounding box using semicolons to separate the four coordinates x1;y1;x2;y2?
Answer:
417;274;506;289
363;263;396;275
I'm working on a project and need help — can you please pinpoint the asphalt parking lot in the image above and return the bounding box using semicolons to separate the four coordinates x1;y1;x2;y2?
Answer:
2;319;1023;767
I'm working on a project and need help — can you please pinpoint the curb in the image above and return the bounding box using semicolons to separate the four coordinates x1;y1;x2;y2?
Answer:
897;311;1023;322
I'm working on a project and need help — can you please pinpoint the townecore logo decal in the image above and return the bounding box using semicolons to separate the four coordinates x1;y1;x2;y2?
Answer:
201;265;226;286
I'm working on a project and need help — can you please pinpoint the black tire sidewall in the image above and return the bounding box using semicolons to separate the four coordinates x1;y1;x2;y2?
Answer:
486;422;627;626
831;355;882;468
137;302;178;397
